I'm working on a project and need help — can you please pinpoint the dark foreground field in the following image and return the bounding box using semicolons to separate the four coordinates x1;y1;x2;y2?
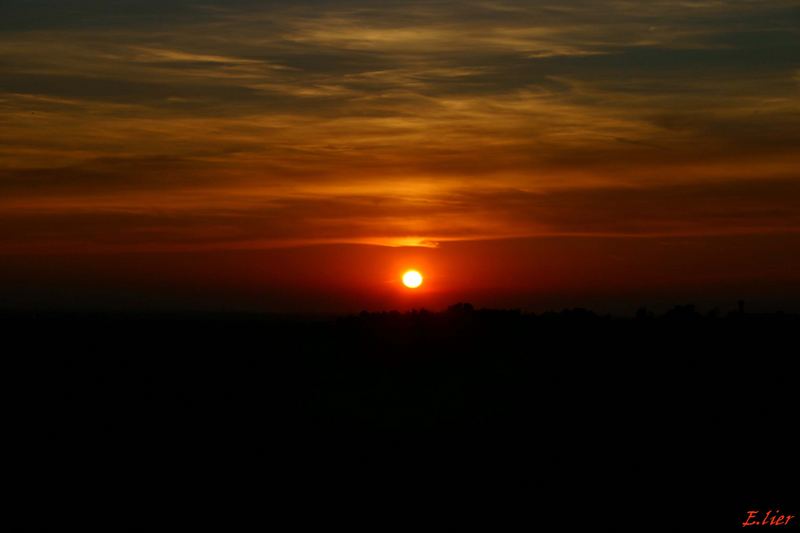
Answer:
5;306;797;529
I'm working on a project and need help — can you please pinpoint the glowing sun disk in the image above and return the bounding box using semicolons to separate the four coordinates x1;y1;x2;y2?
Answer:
402;270;423;289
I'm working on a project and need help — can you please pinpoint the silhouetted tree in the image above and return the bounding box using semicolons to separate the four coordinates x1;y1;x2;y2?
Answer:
664;304;701;321
447;302;474;314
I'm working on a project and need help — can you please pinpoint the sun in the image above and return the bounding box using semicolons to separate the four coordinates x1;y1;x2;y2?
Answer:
402;270;423;289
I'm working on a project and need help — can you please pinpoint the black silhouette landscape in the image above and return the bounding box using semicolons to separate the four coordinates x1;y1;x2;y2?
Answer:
6;304;795;529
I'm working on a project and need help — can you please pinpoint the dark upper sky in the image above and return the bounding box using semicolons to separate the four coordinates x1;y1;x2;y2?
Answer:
1;0;799;311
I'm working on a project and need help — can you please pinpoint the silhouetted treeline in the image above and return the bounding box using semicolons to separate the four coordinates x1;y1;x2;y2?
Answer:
342;300;797;323
4;304;796;530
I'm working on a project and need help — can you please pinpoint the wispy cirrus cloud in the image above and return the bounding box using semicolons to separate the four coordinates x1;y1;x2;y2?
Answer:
1;0;798;251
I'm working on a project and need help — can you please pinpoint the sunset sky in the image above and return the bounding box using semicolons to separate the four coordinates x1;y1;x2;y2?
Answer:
1;0;799;312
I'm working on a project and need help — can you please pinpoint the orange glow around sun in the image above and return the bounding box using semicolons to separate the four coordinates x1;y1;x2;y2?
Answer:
402;270;423;289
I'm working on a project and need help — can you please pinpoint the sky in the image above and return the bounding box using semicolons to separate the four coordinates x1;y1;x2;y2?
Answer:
1;0;799;312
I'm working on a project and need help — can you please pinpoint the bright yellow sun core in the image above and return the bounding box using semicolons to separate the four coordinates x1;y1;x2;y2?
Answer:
402;270;423;289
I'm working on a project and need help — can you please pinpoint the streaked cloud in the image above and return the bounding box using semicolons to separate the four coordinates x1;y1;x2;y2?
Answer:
2;177;798;254
1;0;798;251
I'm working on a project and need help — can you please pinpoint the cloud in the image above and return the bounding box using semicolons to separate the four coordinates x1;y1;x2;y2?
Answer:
2;176;799;254
1;0;799;253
